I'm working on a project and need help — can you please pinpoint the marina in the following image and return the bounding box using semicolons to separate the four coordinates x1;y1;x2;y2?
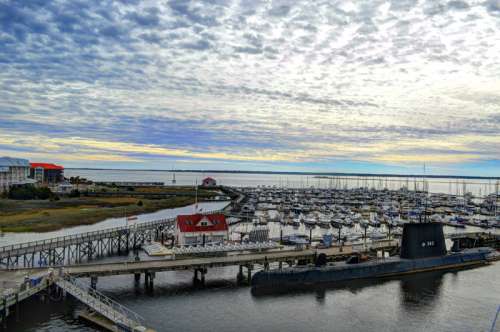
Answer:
1;175;499;331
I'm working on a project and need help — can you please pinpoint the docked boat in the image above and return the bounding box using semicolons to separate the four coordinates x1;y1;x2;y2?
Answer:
304;215;317;227
251;222;495;291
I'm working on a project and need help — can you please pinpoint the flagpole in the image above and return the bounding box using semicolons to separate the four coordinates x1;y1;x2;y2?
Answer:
195;179;198;213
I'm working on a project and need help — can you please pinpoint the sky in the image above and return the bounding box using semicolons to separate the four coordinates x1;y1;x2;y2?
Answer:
0;0;499;176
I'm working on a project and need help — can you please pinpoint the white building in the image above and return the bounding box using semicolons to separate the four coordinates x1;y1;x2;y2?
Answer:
0;157;35;193
175;214;229;246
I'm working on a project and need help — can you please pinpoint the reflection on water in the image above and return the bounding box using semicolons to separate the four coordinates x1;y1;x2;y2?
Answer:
5;264;499;332
399;270;443;311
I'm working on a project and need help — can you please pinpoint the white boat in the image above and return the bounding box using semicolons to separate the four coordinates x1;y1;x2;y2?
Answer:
143;242;173;257
304;215;317;227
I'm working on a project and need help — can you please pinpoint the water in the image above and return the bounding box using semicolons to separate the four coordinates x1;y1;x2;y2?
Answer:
65;169;500;197
5;263;500;332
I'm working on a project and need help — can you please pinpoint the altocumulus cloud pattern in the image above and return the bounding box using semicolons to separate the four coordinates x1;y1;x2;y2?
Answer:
0;0;499;174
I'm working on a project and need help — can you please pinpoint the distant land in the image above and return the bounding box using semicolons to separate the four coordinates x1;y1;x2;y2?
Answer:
66;168;500;180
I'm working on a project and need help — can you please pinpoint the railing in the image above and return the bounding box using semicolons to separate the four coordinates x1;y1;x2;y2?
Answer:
57;275;145;329
174;241;281;255
0;274;51;311
0;209;222;254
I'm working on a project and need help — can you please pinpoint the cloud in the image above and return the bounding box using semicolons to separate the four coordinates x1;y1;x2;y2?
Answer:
0;0;499;174
125;8;161;27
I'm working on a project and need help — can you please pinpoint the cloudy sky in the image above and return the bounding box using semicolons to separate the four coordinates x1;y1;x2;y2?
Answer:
0;0;499;175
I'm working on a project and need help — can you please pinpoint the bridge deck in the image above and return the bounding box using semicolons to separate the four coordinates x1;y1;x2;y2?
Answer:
64;241;399;277
64;248;317;277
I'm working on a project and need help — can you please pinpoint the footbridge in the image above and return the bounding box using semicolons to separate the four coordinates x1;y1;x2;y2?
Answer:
0;210;220;268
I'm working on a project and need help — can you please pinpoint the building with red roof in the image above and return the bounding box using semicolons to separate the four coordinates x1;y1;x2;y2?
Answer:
175;213;228;246
30;163;64;184
201;177;217;187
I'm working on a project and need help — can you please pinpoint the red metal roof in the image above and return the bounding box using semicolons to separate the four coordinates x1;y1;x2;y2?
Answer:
30;163;64;170
176;214;228;233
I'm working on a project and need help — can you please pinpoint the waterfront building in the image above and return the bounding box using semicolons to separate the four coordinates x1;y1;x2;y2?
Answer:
29;163;64;184
202;177;217;187
175;213;228;246
0;157;35;193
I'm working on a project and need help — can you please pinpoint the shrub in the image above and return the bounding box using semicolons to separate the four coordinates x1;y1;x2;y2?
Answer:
8;185;54;200
137;200;143;207
37;187;53;200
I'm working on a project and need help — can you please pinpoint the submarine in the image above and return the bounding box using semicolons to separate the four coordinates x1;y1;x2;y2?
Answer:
251;222;496;291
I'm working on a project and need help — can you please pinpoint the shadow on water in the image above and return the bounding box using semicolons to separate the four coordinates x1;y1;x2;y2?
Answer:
251;265;487;307
4;291;94;332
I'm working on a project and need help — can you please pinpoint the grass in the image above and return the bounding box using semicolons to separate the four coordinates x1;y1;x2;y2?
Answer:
0;196;199;233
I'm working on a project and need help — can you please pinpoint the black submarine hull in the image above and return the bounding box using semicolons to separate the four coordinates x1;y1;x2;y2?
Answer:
251;248;492;291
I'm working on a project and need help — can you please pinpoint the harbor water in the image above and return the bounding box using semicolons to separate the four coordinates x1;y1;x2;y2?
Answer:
4;261;500;331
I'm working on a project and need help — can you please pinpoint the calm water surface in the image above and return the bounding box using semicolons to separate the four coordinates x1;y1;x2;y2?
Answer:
5;263;500;332
66;169;500;197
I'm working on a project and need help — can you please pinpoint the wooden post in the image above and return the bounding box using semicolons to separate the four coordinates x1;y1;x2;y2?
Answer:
237;265;244;283
149;272;155;289
247;265;252;284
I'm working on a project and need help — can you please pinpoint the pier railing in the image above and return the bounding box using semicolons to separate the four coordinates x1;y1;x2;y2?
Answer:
56;275;146;330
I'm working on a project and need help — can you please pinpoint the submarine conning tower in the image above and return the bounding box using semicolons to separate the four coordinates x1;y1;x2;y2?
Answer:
400;222;447;259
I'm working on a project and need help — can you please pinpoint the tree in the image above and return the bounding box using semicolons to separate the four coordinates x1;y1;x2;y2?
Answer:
69;189;81;197
8;185;54;200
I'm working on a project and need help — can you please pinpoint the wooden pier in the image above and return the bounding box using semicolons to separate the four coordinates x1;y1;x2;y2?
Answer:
0;210;220;268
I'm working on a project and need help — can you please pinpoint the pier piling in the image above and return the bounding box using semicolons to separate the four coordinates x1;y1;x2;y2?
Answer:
90;276;98;290
237;265;244;283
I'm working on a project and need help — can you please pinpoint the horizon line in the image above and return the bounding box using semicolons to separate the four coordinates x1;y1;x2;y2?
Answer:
65;168;500;180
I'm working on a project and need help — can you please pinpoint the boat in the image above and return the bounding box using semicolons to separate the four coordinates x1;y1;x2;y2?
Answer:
304;215;317;227
318;215;331;229
251;222;495;291
142;242;173;257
